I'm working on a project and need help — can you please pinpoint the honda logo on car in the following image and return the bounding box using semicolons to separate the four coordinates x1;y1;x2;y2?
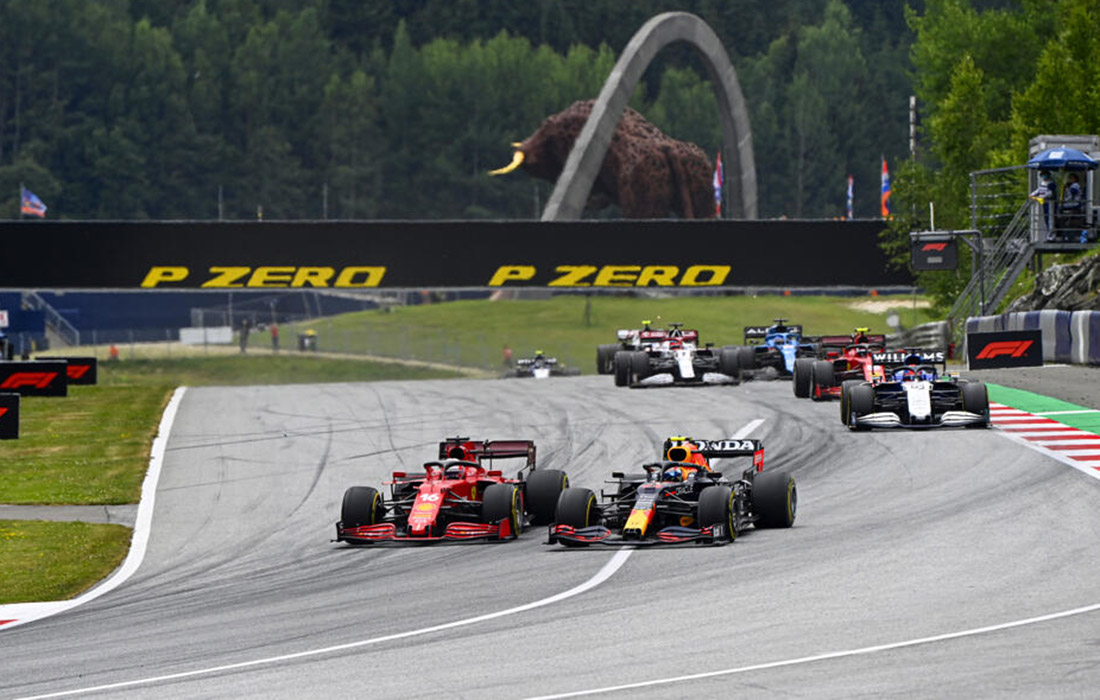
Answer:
967;330;1042;369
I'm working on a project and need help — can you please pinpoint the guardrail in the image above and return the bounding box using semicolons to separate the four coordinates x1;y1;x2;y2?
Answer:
965;310;1100;364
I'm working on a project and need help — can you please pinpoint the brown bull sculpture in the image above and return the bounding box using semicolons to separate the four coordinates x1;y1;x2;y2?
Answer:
490;100;716;219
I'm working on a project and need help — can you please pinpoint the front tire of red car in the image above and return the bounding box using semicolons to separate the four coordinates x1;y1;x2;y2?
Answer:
341;486;383;528
482;483;522;537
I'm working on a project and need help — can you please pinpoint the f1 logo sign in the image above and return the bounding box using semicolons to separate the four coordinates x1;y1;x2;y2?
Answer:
967;330;1042;369
0;408;7;419
0;361;69;396
976;340;1034;359
67;364;90;380
0;372;58;389
922;242;948;252
0;392;18;439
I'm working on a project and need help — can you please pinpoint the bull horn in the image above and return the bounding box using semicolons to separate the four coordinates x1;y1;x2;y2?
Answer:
489;148;525;176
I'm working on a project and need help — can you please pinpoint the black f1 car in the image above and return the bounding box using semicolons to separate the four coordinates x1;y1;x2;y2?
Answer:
840;352;991;430
336;437;569;544
548;437;796;546
508;351;581;379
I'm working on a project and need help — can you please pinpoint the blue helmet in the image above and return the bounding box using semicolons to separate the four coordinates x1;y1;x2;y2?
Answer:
663;466;685;482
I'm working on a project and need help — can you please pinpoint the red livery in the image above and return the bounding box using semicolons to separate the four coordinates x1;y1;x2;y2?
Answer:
335;437;569;544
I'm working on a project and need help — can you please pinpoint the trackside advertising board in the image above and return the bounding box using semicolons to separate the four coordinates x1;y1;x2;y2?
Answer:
0;361;69;397
967;330;1044;370
49;357;98;386
0;220;911;289
0;392;18;439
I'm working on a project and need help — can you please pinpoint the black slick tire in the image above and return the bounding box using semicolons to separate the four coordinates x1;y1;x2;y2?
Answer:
596;344;618;374
753;471;796;528
482;483;522;536
341;486;382;528
847;382;875;430
811;360;835;401
961;381;990;427
698;485;737;541
613;351;631;387
793;357;813;398
524;469;568;525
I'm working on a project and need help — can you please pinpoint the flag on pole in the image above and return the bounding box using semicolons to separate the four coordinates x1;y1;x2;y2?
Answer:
846;175;854;220
880;156;891;218
712;151;723;217
20;187;47;218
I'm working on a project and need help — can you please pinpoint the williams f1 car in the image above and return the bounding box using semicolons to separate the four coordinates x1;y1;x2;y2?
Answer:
548;437;796;546
612;323;742;387
839;354;991;430
336;437;569;544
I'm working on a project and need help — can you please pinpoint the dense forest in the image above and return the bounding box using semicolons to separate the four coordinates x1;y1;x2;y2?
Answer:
0;0;1096;232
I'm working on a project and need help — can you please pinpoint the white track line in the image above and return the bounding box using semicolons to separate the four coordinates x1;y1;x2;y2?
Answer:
0;387;188;631
526;600;1100;699
17;548;636;700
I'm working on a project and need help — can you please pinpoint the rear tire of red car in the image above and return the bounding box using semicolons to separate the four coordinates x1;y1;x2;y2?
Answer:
811;361;835;401
753;471;796;529
342;486;383;528
482;483;522;537
961;381;991;427
525;469;569;525
698;485;737;541
846;383;875;430
613;351;631;386
793;358;813;398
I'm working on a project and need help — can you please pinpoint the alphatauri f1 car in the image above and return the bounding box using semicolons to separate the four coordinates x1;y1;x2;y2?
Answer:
336;437;569;544
548;437;796;546
508;351;581;379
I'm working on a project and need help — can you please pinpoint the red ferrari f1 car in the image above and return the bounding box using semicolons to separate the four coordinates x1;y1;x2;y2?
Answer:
336;437;569;544
548;436;796;546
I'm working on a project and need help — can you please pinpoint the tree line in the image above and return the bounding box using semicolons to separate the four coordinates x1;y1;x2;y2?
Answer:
0;0;921;221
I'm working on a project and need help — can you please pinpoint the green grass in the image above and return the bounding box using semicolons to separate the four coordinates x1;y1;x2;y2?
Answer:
0;520;132;604
284;293;936;373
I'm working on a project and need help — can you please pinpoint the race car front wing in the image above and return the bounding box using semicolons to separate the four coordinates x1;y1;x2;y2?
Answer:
547;523;729;546
336;517;515;544
851;410;988;429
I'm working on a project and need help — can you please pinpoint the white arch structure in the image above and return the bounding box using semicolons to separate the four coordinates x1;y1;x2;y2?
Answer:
542;12;757;221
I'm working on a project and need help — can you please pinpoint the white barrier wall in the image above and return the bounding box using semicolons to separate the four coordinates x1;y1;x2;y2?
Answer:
967;310;1096;364
179;326;233;345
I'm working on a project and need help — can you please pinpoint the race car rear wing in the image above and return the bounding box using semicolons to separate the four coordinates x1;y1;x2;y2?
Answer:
744;325;803;344
871;349;946;367
818;334;887;347
516;357;557;365
438;438;537;469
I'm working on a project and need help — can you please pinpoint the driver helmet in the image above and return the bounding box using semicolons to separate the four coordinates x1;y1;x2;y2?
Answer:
668;338;682;349
893;367;913;381
917;366;936;381
662;466;686;482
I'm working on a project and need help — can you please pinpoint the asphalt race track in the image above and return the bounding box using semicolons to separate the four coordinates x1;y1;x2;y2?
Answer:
4;375;1100;699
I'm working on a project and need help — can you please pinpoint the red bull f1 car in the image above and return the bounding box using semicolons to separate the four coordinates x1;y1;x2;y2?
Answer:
336;437;569;544
840;353;991;430
548;437;796;546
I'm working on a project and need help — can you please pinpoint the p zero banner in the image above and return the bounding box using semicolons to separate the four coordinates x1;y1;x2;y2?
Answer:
49;357;98;386
0;392;18;439
0;361;69;397
967;330;1044;370
0;220;911;289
